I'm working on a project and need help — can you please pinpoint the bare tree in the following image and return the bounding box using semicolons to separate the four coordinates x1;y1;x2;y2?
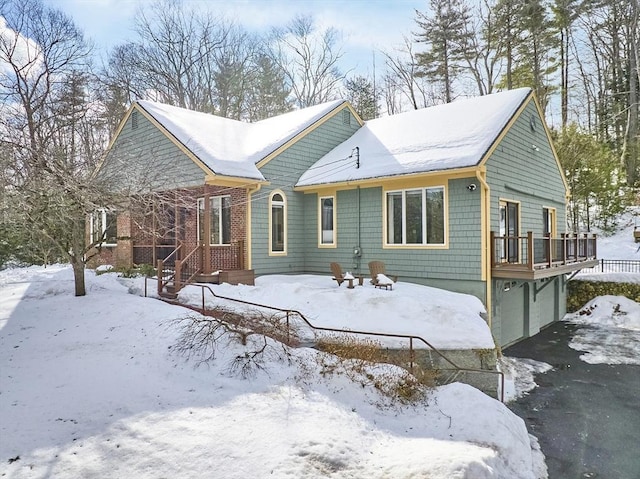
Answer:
0;0;118;295
267;14;345;108
381;37;440;113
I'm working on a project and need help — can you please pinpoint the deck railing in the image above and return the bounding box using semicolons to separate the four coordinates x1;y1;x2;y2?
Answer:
156;243;182;296
174;245;203;292
491;232;597;270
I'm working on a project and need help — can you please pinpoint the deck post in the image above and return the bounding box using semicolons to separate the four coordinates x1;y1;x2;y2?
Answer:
157;259;163;295
203;193;211;275
489;231;496;267
527;232;534;270
174;259;182;292
238;239;245;270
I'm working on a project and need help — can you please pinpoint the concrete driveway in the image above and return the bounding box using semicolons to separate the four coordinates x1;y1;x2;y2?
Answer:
505;321;640;479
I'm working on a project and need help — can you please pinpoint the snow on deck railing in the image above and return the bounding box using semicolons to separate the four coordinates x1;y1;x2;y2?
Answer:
144;277;505;402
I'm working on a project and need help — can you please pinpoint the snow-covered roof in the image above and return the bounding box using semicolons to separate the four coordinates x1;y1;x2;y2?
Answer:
296;88;532;187
136;99;347;181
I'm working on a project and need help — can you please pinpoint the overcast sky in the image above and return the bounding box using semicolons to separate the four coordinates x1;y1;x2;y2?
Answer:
42;0;425;76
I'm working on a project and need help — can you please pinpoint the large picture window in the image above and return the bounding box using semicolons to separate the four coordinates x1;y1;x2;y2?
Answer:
269;192;286;254
90;209;117;246
319;196;335;245
386;187;445;246
197;196;231;245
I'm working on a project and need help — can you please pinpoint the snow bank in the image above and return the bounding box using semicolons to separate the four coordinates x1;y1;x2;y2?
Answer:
564;295;640;365
0;266;544;478
172;274;495;350
499;357;553;403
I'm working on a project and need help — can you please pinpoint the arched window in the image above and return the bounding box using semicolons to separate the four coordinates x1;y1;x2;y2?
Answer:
269;191;286;254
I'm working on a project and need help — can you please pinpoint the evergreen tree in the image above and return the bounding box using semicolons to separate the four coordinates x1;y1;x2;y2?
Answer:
414;0;474;103
246;55;293;121
344;75;379;120
555;125;627;231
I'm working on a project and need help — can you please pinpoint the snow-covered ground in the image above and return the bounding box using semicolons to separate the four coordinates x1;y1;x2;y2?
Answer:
0;265;546;479
592;207;640;261
563;295;640;365
166;274;495;350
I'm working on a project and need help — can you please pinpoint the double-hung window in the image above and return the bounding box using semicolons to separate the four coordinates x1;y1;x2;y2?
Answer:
90;209;117;246
197;196;231;245
385;187;445;246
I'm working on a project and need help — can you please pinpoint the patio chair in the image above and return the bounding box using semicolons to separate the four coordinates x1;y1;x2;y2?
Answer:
330;262;346;286
330;262;362;288
368;261;398;290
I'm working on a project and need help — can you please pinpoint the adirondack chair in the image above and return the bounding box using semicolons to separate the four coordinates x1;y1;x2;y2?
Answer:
330;262;362;288
330;262;345;286
368;261;398;290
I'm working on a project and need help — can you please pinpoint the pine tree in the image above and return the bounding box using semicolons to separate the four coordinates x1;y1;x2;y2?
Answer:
414;0;474;103
344;75;379;120
246;55;293;121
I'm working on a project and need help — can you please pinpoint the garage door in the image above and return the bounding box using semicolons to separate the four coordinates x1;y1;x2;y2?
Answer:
496;282;527;347
537;278;558;328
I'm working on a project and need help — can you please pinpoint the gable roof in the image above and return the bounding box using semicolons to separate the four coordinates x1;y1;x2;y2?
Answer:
296;88;533;187
135;99;349;181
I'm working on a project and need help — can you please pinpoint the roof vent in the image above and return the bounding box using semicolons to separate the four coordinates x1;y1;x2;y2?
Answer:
131;111;139;130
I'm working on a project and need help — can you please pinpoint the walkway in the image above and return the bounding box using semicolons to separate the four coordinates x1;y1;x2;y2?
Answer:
505;321;640;478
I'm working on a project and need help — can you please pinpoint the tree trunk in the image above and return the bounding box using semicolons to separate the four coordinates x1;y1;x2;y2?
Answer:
71;256;86;297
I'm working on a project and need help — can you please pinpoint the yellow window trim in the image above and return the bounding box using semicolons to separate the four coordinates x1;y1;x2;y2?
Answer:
318;193;337;248
543;205;557;237
268;189;287;256
382;185;449;249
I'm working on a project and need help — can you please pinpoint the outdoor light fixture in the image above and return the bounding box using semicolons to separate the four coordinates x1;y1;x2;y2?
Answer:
467;183;477;191
532;144;540;152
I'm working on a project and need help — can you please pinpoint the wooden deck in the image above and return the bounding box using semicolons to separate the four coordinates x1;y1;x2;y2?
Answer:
491;232;598;280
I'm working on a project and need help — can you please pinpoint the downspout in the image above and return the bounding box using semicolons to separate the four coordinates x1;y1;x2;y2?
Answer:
246;184;262;270
355;186;361;272
476;167;492;329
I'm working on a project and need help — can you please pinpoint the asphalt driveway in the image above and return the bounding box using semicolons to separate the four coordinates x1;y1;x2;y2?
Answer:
505;321;640;479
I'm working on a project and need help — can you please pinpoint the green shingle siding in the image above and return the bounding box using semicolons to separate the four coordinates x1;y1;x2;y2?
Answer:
251;107;360;275
486;101;567;235
104;111;206;191
300;178;484;284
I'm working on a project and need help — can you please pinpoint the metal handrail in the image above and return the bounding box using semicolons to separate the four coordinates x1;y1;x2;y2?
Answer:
144;277;505;402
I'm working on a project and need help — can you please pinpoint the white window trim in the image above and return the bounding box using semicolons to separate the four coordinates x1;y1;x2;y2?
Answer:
318;195;336;247
268;190;287;256
90;209;117;246
197;195;231;246
384;186;446;247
